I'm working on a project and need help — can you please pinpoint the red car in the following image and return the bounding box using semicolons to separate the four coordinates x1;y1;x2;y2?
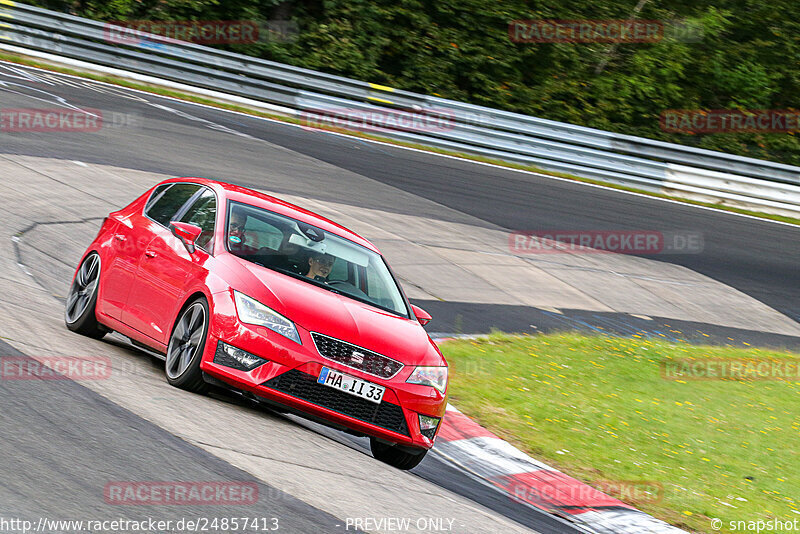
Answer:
65;178;448;469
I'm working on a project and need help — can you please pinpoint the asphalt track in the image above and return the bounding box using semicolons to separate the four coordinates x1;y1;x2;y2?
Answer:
2;61;800;345
1;59;799;533
0;338;356;533
0;335;571;534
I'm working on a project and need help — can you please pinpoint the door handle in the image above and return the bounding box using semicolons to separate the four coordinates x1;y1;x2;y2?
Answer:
114;234;126;241
144;250;157;258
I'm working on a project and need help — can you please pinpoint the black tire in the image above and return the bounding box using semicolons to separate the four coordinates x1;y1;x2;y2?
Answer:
370;438;428;470
65;252;106;339
165;297;210;393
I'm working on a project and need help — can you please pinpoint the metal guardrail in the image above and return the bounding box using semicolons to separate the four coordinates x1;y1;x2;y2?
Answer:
2;1;800;216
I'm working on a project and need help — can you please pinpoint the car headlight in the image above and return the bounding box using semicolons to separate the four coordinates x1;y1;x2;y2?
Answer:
233;291;301;344
406;366;448;394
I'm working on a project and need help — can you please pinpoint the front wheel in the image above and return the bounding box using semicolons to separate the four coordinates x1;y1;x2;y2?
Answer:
165;298;210;393
370;438;428;470
65;252;106;339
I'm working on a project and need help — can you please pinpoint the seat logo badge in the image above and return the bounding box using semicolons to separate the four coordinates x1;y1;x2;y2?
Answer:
350;351;365;365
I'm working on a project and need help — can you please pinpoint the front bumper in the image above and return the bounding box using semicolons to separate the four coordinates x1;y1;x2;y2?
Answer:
201;292;447;450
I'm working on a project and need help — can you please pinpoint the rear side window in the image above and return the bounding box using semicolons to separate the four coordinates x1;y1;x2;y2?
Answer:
180;188;217;251
145;183;200;226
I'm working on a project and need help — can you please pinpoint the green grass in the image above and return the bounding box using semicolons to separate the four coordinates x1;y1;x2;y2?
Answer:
1;49;799;227
439;332;800;533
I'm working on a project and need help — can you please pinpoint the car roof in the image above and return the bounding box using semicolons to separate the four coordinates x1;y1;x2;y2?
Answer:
161;177;380;253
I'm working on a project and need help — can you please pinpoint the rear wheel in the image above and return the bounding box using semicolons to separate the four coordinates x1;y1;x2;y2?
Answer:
370;438;428;470
65;252;106;339
165;298;209;393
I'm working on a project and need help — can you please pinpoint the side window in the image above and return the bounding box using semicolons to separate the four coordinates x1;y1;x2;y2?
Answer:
145;183;200;226
145;184;170;212
180;188;217;251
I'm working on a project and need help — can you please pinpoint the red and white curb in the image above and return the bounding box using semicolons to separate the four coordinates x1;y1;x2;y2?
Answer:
434;406;687;533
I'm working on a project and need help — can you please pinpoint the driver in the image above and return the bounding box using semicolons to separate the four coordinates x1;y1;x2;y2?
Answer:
228;212;259;254
306;252;335;281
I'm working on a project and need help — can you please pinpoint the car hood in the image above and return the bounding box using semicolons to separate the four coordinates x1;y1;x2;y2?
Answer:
226;258;443;367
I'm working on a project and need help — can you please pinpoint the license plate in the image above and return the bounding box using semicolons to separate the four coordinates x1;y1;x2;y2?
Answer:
318;367;385;404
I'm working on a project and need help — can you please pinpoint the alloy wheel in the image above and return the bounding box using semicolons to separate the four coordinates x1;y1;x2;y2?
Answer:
166;302;207;379
65;254;100;324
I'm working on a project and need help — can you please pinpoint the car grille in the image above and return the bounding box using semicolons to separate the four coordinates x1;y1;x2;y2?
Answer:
262;369;410;436
311;332;404;379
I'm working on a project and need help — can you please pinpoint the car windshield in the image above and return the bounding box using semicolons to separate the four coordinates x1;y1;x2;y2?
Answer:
226;201;409;317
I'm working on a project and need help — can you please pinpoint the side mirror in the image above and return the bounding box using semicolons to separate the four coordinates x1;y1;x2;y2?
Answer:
411;304;432;326
170;221;203;254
